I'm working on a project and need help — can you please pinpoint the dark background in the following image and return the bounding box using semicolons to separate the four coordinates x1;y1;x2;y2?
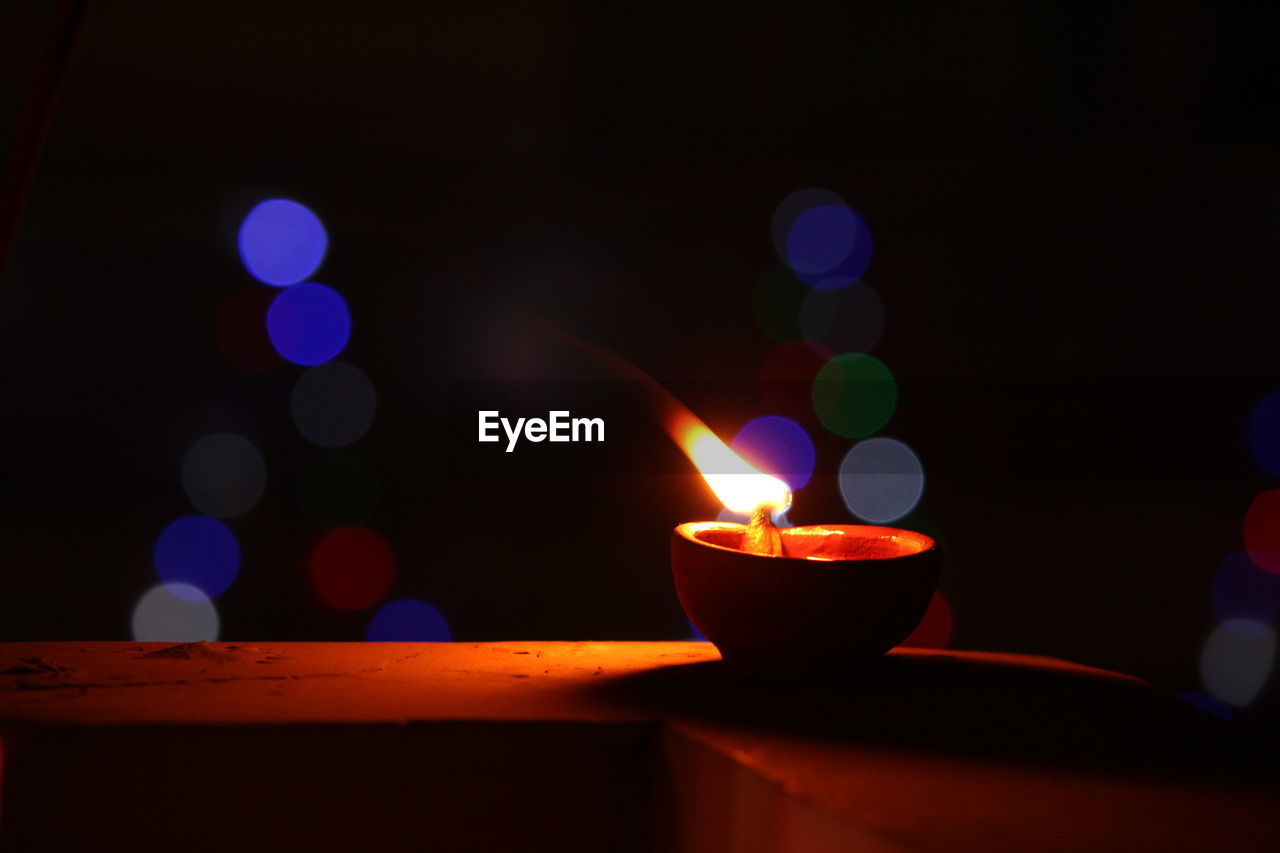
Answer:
1;2;1277;718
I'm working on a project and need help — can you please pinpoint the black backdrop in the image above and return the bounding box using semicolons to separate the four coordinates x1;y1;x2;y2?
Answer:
1;1;1278;721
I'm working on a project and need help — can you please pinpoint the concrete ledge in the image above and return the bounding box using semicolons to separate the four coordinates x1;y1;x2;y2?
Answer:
1;642;1275;851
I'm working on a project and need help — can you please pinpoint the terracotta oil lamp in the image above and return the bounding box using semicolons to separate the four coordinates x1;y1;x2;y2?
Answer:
668;413;942;679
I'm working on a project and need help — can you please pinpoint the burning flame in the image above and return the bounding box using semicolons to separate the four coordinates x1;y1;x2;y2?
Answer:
670;410;792;514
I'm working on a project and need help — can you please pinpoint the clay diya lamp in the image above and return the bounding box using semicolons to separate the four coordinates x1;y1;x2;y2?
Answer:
641;393;942;678
672;516;942;679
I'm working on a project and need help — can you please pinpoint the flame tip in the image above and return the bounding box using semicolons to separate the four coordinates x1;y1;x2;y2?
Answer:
674;419;793;514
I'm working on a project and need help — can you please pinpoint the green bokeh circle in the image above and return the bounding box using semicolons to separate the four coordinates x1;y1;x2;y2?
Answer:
811;353;897;437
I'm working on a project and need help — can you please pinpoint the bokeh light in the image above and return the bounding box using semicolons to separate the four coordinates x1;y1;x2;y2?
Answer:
1200;618;1276;707
296;450;380;529
1211;551;1280;625
772;188;873;289
772;188;843;252
799;281;885;354
1248;391;1280;477
811;353;897;437
154;515;240;598
751;265;809;342
900;592;952;648
366;599;452;641
291;361;376;447
131;583;219;641
786;205;873;288
267;283;351;366
730;415;815;491
310;526;396;610
180;433;266;518
759;342;828;424
238;199;328;287
1243;489;1280;574
839;437;925;524
216;290;282;373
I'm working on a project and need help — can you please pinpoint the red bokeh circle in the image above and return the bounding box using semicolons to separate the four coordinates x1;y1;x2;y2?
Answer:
310;526;397;610
759;341;829;424
1244;489;1280;574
